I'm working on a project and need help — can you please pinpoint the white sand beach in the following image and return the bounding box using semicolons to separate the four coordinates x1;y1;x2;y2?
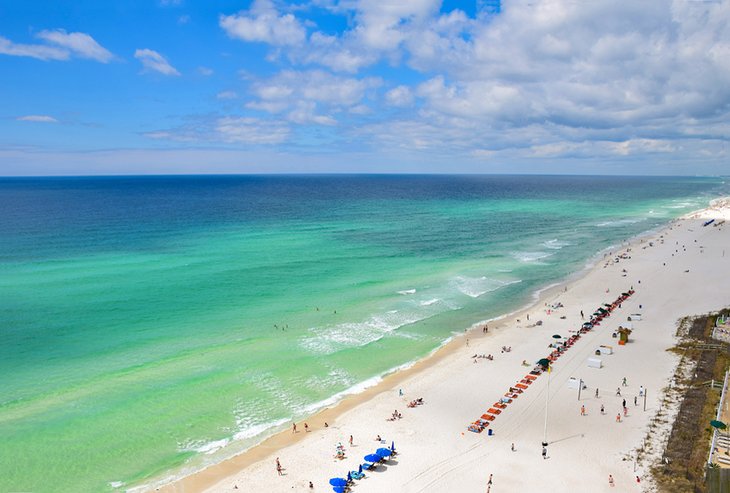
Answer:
164;199;730;493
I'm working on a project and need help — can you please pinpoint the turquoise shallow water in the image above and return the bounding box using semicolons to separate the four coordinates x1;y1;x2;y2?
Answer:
0;175;724;491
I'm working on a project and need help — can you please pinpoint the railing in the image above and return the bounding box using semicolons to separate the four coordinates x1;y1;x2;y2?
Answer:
708;370;730;465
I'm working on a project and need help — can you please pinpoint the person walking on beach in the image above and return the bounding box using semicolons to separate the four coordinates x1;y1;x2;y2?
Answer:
304;422;309;432
601;404;605;414
634;396;638;406
580;310;584;319
511;442;515;452
639;385;644;397
622;398;626;408
292;422;297;433
616;387;621;396
349;435;353;446
622;377;627;386
608;475;615;487
616;413;621;423
581;405;586;416
542;446;547;459
276;458;283;476
595;388;599;398
488;474;493;486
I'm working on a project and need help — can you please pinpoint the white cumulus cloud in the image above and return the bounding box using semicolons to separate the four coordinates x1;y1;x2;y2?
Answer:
16;115;58;123
0;30;112;62
134;48;180;76
36;29;113;62
220;0;306;46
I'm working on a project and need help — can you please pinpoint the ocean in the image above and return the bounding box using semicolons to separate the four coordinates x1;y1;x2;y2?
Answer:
0;174;723;492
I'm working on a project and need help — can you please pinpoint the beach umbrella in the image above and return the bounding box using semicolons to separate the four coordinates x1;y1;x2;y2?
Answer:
333;486;346;493
711;420;727;430
552;334;562;339
582;322;592;327
603;303;612;307
377;447;392;457
537;358;550;368
364;453;382;462
329;478;347;487
622;292;630;296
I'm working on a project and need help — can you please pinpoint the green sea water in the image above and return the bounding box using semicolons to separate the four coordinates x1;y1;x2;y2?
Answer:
0;175;723;491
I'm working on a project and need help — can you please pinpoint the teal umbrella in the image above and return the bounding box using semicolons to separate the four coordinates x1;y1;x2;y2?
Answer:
711;420;727;430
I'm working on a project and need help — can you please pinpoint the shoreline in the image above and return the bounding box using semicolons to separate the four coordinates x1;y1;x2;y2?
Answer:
155;199;729;493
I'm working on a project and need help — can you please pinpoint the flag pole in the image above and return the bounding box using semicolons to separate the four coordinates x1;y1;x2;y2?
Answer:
543;363;551;446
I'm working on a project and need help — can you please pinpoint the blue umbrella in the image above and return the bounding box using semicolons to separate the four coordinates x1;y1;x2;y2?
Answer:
364;453;382;462
376;447;392;457
329;477;347;487
333;486;346;493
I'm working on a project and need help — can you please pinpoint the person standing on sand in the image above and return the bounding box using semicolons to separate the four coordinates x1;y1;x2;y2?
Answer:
488;474;493;485
595;388;599;398
616;413;621;422
608;475;615;487
542;446;547;459
581;405;586;416
304;423;309;432
511;443;515;452
601;404;605;414
292;423;297;433
616;388;621;396
622;377;627;386
349;435;353;446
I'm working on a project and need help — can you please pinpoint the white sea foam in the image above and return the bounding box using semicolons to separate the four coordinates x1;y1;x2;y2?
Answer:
542;239;571;250
109;481;124;489
664;202;696;209
233;417;290;441
397;289;416;295
595;217;648;227
511;251;554;263
420;298;440;306
300;309;429;355
450;276;522;298
293;375;384;416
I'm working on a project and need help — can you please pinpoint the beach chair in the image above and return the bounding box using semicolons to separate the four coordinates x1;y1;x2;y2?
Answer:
487;408;501;415
362;462;375;470
350;471;365;480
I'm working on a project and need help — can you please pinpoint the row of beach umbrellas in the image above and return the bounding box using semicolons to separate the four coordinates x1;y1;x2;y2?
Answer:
329;442;396;491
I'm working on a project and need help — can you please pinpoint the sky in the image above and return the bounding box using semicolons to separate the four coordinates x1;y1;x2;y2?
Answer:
1;0;729;176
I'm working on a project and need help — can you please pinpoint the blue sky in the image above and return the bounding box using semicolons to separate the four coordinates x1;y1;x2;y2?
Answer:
1;0;729;176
